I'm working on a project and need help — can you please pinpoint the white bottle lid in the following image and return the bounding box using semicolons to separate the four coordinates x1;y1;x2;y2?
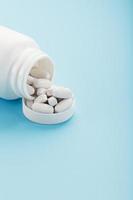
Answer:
22;99;75;124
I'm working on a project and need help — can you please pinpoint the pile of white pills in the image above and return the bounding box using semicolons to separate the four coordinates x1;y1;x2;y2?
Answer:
25;72;74;114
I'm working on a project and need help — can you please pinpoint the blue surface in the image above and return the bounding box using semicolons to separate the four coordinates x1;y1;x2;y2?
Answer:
0;0;132;200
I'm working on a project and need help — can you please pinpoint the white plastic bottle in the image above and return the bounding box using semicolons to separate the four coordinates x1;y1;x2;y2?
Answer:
0;26;54;100
0;26;75;124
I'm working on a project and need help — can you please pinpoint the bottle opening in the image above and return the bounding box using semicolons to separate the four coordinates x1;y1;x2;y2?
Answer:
10;48;54;100
23;55;54;100
30;57;53;79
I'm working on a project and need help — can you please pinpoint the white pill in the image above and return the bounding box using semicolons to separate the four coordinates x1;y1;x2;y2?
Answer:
37;88;46;96
26;100;34;109
55;98;73;113
52;87;72;99
33;79;52;89
27;84;35;95
46;88;53;97
34;94;47;103
30;66;45;78
30;67;39;77
48;96;58;106
27;75;35;85
46;85;57;97
32;103;54;114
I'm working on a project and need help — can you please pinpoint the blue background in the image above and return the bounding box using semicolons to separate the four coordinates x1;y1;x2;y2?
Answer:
0;0;132;200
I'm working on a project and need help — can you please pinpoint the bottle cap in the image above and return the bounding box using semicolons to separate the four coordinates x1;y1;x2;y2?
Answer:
22;98;75;124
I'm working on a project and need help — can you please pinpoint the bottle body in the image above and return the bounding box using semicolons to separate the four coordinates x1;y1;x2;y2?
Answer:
0;26;54;99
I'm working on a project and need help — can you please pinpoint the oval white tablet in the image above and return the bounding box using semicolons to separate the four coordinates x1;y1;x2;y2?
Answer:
45;85;56;97
32;103;54;114
52;87;72;99
30;66;45;78
27;75;35;85
34;94;47;103
27;84;35;95
46;88;53;97
37;88;46;96
55;98;73;113
33;78;52;89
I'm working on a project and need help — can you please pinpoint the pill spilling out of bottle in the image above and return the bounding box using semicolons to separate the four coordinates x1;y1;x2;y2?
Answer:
24;71;74;116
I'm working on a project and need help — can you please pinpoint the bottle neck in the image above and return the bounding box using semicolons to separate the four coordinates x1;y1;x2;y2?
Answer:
10;48;54;99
